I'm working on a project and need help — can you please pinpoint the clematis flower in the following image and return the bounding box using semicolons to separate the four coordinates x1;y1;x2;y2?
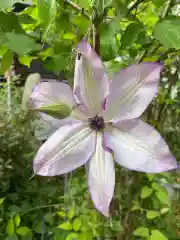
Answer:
31;40;177;217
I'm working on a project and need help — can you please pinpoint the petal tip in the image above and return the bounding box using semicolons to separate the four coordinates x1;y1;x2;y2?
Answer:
96;205;110;218
77;39;91;51
143;61;164;71
153;155;178;173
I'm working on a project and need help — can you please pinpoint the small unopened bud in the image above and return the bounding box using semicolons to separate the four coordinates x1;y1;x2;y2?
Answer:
22;73;41;111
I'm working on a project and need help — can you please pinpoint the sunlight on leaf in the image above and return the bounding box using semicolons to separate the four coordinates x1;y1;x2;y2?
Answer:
133;227;150;238
57;221;72;230
150;230;168;240
141;186;153;199
146;211;160;219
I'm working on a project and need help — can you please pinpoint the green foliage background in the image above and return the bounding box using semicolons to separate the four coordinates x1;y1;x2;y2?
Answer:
0;0;180;239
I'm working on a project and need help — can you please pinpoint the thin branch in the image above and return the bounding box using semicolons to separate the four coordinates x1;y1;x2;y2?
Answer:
161;0;173;19
127;0;144;14
64;0;90;20
137;0;174;63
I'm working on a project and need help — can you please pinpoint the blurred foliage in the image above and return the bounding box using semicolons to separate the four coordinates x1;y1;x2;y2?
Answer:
0;0;180;239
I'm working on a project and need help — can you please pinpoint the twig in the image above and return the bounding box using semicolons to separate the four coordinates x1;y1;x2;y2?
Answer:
64;0;90;20
137;0;174;63
161;0;173;19
127;0;144;14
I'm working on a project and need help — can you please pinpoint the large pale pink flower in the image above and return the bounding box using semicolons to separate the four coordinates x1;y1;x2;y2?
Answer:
31;40;177;217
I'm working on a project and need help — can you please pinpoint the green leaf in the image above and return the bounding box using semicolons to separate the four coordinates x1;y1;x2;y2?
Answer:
72;15;90;34
90;210;98;223
100;22;118;61
66;233;79;240
146;211;160;219
44;213;53;225
121;23;144;48
21;73;41;111
150;230;168;240
160;208;169;214
73;217;82;232
101;33;118;61
4;33;41;55
39;47;53;61
43;53;71;74
16;226;31;236
0;197;5;205
79;231;93;240
18;14;36;25
133;227;149;238
56;211;66;218
151;0;167;7
6;219;15;236
0;0;17;9
37;0;56;38
132;201;141;211
5;235;18;240
67;208;76;220
18;56;37;67
73;0;89;9
14;215;21;227
0;12;23;33
0;45;8;55
146;174;155;181
141;186;153;199
151;182;164;192
154;20;180;49
57;221;72;230
33;220;44;234
155;191;169;205
0;50;12;74
63;33;76;40
110;220;124;232
21;232;33;240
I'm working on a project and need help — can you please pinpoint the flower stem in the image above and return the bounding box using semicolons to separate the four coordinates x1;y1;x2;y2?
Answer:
92;24;100;55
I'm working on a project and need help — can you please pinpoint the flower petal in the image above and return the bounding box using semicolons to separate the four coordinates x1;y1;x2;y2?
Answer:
34;117;76;141
74;40;109;116
104;119;177;173
34;121;96;176
87;133;115;217
31;81;76;108
31;81;76;125
34;119;58;141
104;63;163;122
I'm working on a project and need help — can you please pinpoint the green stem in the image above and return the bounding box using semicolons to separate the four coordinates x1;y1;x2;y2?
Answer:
92;24;100;55
20;203;62;216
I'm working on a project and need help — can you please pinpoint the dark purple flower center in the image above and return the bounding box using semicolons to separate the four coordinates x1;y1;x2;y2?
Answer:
88;115;105;132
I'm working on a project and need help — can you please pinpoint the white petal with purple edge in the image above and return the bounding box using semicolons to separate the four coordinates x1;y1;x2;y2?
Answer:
104;119;177;173
104;63;163;122
34;121;96;176
31;81;76;108
34;117;78;140
74;40;109;116
88;133;115;217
